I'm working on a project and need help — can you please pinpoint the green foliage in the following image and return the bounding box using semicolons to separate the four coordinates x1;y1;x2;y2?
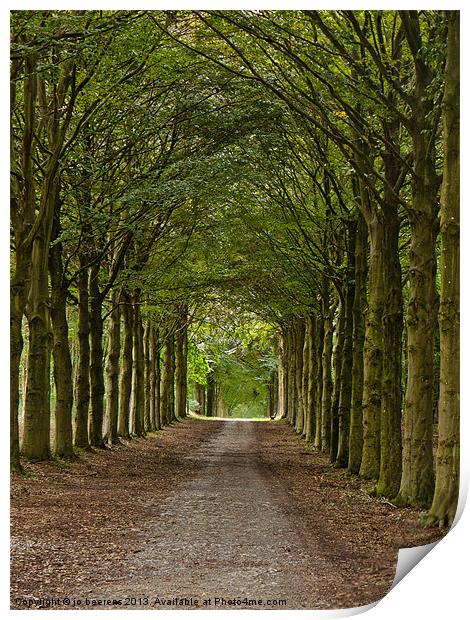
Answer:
188;306;277;417
187;340;210;386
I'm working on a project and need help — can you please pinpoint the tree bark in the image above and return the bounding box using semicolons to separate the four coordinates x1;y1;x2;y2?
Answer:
10;288;25;470
348;212;368;473
105;290;120;444
301;317;311;437
396;11;440;507
314;313;324;451
175;309;188;420
304;314;318;445
330;299;345;463
360;214;384;479
287;324;296;426
337;221;356;467
195;383;205;416
10;54;37;472
206;370;216;418
118;292;132;439
132;296;145;437
321;297;333;452
272;371;279;419
49;212;74;458
160;332;174;425
377;146;404;497
143;319;151;431
89;264;105;448
10;50;37;471
397;167;438;507
278;331;288;419
427;10;459;526
22;181;56;461
294;318;305;434
148;325;157;431
154;328;162;428
167;332;176;422
74;261;90;448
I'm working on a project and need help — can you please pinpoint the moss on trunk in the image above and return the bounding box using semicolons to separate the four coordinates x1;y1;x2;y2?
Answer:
49;215;74;458
321;300;333;453
132;297;145;437
105;290;120;444
348;212;367;473
74;263;90;448
359;215;384;480
89;264;105;448
294;318;305;435
337;220;356;467
118;292;132;439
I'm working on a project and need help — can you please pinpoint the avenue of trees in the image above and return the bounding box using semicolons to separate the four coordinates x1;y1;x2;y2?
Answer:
10;10;459;528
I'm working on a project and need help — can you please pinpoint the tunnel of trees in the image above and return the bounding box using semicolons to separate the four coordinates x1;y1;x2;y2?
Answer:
10;10;459;529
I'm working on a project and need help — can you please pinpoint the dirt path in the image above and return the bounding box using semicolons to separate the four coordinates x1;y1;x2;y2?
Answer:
11;418;444;610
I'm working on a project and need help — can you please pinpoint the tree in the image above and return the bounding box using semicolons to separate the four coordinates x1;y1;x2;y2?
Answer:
426;10;459;526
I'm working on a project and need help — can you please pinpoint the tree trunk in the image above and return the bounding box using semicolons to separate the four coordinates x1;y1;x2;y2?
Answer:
10;291;24;470
396;11;440;507
160;332;174;425
10;51;36;470
143;319;151;431
11;254;30;469
167;332;176;422
183;324;189;416
105;289;120;444
321;298;333;452
132;297;145;437
301;318;311;437
330;299;345;463
206;370;216;417
22;281;52;459
377;154;403;497
148;326;157;431
348;212;368;473
287;324;296;426
75;261;90;448
49;214;74;458
192;383;199;413
154;328;162;429
305;315;318;445
118;291;132;439
22;184;56;461
397;178;438;506
360;214;384;479
89;264;105;448
196;384;205;416
272;371;279;419
278;331;288;419
427;11;459;526
337;221;356;467
175;310;188;420
314;313;324;451
294;318;305;434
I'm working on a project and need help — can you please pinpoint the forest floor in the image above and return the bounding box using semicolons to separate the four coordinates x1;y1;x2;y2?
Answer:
11;418;445;610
